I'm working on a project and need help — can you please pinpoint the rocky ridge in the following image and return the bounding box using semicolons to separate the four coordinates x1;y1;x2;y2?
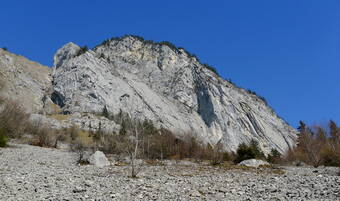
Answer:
0;35;298;153
51;35;297;153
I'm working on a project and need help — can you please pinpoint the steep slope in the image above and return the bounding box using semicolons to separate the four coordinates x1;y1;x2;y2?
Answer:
52;36;297;153
0;48;56;114
52;36;296;152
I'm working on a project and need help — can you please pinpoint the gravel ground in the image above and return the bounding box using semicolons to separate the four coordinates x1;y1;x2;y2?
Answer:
0;144;339;201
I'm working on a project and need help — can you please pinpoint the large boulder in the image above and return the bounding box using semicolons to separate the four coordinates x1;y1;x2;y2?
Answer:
89;151;110;167
238;159;270;168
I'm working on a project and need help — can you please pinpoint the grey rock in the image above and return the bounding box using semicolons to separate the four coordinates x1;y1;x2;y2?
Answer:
73;186;86;193
0;49;54;114
0;36;298;154
189;190;202;197
51;36;297;153
88;151;110;167
295;161;306;167
238;159;270;168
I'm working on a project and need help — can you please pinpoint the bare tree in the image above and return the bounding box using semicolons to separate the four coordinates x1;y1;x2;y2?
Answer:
121;96;143;178
209;140;224;165
126;123;143;177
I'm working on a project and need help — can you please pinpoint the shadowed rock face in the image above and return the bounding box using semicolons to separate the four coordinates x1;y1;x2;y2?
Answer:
52;36;297;153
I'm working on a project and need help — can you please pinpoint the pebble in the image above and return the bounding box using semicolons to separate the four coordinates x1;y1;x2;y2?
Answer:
0;144;339;201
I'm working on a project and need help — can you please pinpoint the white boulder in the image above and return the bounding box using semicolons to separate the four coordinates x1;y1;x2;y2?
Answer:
89;151;110;167
238;159;270;168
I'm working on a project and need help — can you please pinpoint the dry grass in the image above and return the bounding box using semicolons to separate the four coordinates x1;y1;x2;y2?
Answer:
76;129;95;147
145;159;165;166
28;120;58;148
47;114;70;121
0;99;30;139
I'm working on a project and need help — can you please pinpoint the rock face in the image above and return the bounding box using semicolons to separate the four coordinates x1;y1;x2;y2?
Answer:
238;159;270;168
88;151;110;168
52;35;297;153
0;48;55;114
0;48;117;131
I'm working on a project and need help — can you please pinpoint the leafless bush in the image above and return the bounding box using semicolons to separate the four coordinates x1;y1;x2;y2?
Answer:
53;131;68;148
70;139;89;164
0;100;29;139
28;120;55;147
206;142;226;165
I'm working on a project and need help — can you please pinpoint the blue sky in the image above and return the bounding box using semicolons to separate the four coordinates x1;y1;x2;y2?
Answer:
0;0;339;128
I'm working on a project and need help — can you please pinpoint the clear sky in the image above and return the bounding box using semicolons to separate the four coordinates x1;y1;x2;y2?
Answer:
0;0;339;128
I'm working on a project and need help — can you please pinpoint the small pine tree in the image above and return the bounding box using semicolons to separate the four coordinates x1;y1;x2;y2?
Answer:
267;148;281;163
0;134;7;147
234;143;254;163
0;127;7;147
249;139;265;159
234;139;265;163
102;106;110;119
75;46;89;56
119;119;128;135
203;63;219;76
142;119;156;136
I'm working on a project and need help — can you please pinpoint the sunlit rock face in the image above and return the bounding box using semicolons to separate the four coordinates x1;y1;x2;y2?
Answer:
52;36;297;153
0;48;54;114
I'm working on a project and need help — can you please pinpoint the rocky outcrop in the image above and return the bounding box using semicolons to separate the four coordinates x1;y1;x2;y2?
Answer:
0;37;298;154
0;48;57;114
0;48;116;131
52;35;297;153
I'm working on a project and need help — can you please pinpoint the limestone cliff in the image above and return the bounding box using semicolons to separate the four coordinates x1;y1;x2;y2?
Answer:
51;36;297;153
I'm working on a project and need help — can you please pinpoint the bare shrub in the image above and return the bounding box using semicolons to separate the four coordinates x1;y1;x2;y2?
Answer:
206;142;226;165
98;133;126;156
0;100;29;139
68;125;80;141
53;131;68;148
70;139;89;164
28;120;55;147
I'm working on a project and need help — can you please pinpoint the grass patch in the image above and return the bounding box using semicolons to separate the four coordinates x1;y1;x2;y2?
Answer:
47;114;70;121
76;130;94;147
145;159;164;166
